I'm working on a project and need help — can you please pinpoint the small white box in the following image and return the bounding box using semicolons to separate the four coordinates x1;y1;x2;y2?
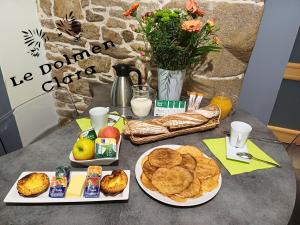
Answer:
154;100;186;116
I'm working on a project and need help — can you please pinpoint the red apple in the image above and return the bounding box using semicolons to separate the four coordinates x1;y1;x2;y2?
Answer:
98;126;120;143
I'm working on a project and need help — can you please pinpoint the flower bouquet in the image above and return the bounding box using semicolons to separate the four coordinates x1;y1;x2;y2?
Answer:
124;0;220;100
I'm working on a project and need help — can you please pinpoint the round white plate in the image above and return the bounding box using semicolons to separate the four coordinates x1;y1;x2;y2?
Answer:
135;144;222;207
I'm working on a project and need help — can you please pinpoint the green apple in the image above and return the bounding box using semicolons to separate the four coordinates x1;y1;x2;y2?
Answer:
72;139;95;160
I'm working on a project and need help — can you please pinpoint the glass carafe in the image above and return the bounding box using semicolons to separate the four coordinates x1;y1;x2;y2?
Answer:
130;85;152;117
210;91;239;119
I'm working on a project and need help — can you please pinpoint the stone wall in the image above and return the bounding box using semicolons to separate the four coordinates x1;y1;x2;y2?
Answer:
36;0;264;124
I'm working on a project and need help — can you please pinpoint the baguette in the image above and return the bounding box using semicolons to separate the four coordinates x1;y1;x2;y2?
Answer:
125;120;169;136
188;105;219;119
124;104;220;136
159;114;208;130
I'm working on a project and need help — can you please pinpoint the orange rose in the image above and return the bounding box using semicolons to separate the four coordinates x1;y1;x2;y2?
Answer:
186;0;198;13
182;20;202;32
123;2;140;17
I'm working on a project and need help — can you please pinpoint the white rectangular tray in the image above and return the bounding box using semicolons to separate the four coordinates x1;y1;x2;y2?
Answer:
69;136;122;166
4;170;130;204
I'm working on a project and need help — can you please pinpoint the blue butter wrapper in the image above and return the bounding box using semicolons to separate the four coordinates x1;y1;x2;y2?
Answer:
83;177;100;198
49;186;66;198
48;177;67;198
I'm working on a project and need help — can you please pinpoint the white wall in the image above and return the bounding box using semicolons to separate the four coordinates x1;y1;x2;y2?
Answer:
0;0;58;146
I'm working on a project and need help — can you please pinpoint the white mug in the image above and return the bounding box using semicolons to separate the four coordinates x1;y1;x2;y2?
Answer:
89;107;109;133
230;121;252;148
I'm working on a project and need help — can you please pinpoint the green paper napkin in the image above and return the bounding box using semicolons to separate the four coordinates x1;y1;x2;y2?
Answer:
203;137;280;175
112;117;125;133
76;118;92;131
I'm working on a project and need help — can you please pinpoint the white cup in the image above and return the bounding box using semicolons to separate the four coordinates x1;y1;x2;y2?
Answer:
230;121;252;148
89;107;109;133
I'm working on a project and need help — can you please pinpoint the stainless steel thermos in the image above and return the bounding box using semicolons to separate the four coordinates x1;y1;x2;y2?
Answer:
111;64;142;107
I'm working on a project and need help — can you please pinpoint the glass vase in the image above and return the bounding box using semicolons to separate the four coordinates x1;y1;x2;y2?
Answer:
157;68;186;100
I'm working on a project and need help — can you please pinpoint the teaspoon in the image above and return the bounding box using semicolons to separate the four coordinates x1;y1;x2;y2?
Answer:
236;152;281;168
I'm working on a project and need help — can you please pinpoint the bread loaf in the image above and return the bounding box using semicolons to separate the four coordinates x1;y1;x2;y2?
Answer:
124;104;220;136
159;114;208;130
189;105;219;119
125;120;169;136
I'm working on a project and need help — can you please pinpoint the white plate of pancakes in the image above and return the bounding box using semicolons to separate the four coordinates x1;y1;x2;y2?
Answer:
135;145;222;206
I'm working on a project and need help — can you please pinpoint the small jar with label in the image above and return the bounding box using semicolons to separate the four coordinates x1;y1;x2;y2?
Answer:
131;85;152;117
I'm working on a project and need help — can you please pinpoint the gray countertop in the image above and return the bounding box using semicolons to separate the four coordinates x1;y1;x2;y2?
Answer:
0;84;296;225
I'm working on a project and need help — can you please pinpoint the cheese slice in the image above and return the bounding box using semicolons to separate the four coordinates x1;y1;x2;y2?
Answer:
66;175;86;198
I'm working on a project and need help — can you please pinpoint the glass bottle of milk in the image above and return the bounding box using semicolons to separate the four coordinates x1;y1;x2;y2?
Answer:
131;85;152;117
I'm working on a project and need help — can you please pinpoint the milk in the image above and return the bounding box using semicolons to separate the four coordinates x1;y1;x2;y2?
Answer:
131;97;152;117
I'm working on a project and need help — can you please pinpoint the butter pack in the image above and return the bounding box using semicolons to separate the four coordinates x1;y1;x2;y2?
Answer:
95;138;117;158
